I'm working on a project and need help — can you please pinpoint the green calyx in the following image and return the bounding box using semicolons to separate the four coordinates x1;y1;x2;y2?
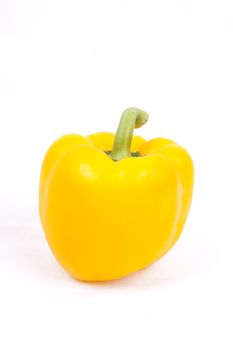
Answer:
105;150;141;158
110;108;149;161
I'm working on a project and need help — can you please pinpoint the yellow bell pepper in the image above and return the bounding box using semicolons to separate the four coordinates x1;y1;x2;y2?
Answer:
39;108;194;281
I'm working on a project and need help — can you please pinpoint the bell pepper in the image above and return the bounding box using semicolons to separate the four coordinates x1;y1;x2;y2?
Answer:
39;108;194;281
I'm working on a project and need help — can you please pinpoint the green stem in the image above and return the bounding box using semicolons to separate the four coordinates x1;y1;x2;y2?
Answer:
111;108;149;161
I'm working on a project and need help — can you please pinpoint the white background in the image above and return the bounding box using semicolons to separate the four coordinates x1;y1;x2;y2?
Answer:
0;0;233;349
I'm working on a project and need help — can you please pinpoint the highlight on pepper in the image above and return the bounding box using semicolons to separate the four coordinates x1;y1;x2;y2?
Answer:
39;108;194;281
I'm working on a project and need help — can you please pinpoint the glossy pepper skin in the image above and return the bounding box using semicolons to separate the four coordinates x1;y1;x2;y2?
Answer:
39;108;194;281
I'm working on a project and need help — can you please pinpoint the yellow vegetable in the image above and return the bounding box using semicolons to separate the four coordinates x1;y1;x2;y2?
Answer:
39;108;194;281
